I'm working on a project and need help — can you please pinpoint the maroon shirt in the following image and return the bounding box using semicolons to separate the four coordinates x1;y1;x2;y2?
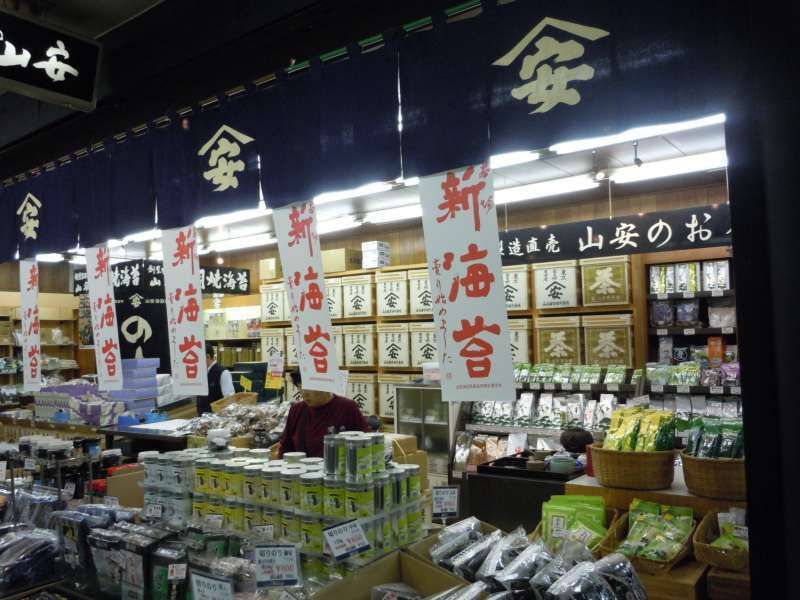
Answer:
279;395;369;458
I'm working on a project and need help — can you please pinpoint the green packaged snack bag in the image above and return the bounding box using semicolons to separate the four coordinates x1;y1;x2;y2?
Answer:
603;365;627;384
566;516;608;551
629;499;660;522
553;364;573;385
570;365;586;384
697;419;723;458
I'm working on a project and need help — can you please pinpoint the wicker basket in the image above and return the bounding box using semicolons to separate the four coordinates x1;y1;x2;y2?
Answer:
681;450;746;500
590;443;675;490
693;510;749;572
598;512;695;575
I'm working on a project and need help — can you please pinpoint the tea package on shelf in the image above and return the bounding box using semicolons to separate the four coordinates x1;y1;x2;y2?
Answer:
602;407;676;452
712;508;748;552
603;365;627;384
618;500;694;563
540;496;607;552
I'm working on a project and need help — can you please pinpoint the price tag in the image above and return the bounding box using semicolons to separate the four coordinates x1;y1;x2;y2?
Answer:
730;386;741;395
104;496;119;507
432;485;460;519
146;503;163;518
656;293;668;300
0;461;6;481
721;326;734;334
323;520;371;561
206;514;224;529
656;328;668;336
683;291;695;299
710;386;724;395
543;383;554;391
254;525;275;539
677;385;691;394
254;545;300;588
650;384;664;393
168;563;187;580
62;481;76;500
529;383;541;391
733;525;749;541
562;383;574;391
24;458;36;471
683;328;696;336
191;573;233;600
712;289;724;297
606;383;619;392
579;383;591;392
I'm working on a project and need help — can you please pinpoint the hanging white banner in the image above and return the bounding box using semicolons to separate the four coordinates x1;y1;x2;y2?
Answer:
85;246;124;390
161;225;208;395
419;162;515;403
19;260;41;392
274;201;339;394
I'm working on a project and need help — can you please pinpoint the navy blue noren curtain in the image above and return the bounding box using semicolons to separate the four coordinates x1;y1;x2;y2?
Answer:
73;150;115;249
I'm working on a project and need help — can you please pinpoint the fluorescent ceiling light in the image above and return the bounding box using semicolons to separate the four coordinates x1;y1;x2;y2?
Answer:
69;256;86;266
610;150;727;184
195;207;272;229
107;239;124;248
211;234;277;253
395;176;420;187
495;175;599;205
149;251;163;261
549;113;726;155
314;181;393;206
317;215;361;235
490;151;540;169
364;204;423;224
36;253;64;263
123;228;162;244
67;245;85;255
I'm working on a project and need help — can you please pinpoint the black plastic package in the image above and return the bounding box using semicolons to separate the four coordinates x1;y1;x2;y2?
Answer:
530;542;594;600
593;553;647;600
495;540;554;591
451;530;503;581
545;562;616;600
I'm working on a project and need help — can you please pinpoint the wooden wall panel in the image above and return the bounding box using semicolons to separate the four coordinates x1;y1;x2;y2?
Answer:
0;262;72;293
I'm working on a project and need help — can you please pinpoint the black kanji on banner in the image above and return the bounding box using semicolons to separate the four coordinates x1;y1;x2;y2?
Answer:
499;204;731;265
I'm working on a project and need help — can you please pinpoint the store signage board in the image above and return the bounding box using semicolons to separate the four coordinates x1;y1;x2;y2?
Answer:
323;520;371;560
161;225;208;396
500;205;731;265
191;573;234;600
420;163;515;403
274;201;339;394
254;545;301;588
432;486;460;519
0;9;100;110
19;260;40;392
73;261;250;296
85;245;124;390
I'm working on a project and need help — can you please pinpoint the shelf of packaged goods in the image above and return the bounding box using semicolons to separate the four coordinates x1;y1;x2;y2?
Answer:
649;327;736;336
13;343;76;347
261;321;291;328
465;423;604;437
647;289;735;300
516;382;741;395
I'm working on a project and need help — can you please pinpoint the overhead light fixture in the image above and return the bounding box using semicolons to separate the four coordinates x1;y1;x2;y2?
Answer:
107;239;125;248
123;228;162;244
549;113;726;155
314;181;393;206
490;151;541;169
593;169;607;182
210;234;277;253
610;150;727;184
67;245;85;256
69;256;87;266
216;256;224;265
364;204;423;225
317;215;362;235
149;251;163;261
195;206;272;229
494;175;599;205
395;176;420;187
35;253;64;263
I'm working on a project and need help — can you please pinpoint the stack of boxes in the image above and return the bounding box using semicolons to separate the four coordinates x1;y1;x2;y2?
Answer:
110;358;160;415
362;241;391;269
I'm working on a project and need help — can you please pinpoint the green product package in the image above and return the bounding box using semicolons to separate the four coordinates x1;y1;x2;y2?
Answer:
634;411;676;452
566;516;608;551
570;365;586;384
581;365;603;384
603;365;627;384
697;418;724;458
630;369;642;386
537;363;556;383
719;420;744;458
541;495;606;549
553;364;573;385
619;500;693;562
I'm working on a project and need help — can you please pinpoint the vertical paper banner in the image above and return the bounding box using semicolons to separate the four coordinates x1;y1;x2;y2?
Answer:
274;202;339;393
419;162;515;402
19;260;41;392
85;246;124;390
162;225;208;395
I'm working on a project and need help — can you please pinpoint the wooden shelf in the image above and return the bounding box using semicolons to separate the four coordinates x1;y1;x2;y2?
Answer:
649;327;736;336
517;382;741;395
647;289;735;300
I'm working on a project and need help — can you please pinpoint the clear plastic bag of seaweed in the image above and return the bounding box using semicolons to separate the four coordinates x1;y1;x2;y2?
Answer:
451;530;504;581
593;553;647;600
530;541;594;600
430;530;477;570
545;562;616;600
494;539;553;591
438;517;482;542
446;581;490;600
476;526;530;583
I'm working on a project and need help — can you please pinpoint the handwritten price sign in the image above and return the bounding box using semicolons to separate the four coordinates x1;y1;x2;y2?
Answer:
323;520;371;561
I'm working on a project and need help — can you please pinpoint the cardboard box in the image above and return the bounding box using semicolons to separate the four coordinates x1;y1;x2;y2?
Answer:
533;260;579;309
343;324;376;367
260;283;286;322
362;240;391;269
331;325;344;367
408;269;433;315
314;551;464;600
106;466;145;508
386;433;418;455
348;373;377;415
325;277;343;319
377;323;410;368
508;318;531;365
580;255;631;306
259;257;281;280
323;248;362;273
342;274;375;318
260;331;285;364
378;374;413;419
502;264;530;310
284;328;298;367
376;271;408;316
409;322;437;367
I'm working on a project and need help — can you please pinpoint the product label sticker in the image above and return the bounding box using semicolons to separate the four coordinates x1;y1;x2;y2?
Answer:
323;519;371;560
683;291;695;299
254;545;300;587
606;383;619;392
710;386;724;395
432;485;460;519
656;293;668;300
191;573;234;600
656;328;668;336
730;386;741;395
24;458;36;471
733;525;749;541
721;326;734;334
677;385;691;394
62;481;76;500
205;514;224;529
543;382;554;391
253;524;275;539
168;563;187;580
579;383;591;392
562;383;574;391
711;289;724;297
651;384;664;393
146;503;163;518
104;496;119;507
683;328;696;336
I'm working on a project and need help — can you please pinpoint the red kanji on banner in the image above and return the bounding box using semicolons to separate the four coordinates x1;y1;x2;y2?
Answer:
295;267;324;311
436;165;488;232
99;294;115;327
444;243;495;301
102;339;119;376
27;264;38;291
94;247;110;281
28;345;39;379
25;307;40;336
452;316;501;378
172;228;197;273
304;325;331;373
179;335;202;378
288;204;315;256
178;283;200;323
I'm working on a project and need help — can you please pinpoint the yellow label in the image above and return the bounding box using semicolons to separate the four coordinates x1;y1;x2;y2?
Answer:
300;519;323;553
266;374;283;390
240;375;253;392
324;486;344;517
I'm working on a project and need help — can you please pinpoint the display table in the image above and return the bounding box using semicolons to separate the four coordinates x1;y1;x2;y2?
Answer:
99;425;189;454
566;469;746;516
